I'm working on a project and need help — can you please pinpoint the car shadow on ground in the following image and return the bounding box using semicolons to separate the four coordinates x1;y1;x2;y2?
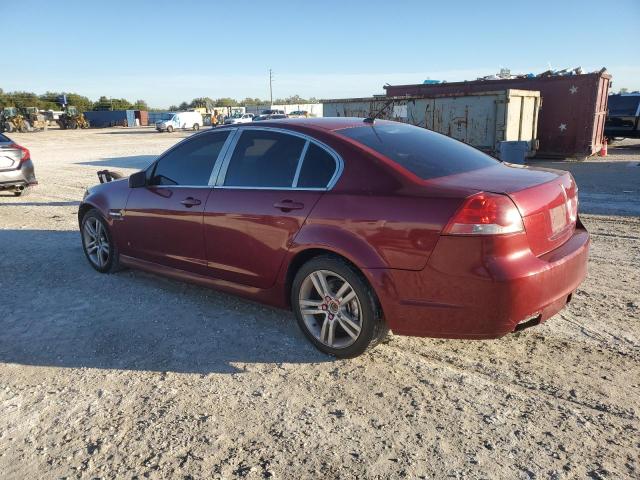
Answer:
75;155;157;170
0;229;329;374
0;199;81;206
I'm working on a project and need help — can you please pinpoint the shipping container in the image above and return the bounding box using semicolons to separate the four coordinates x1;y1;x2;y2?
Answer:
322;90;541;156
134;110;149;126
384;71;611;158
83;110;137;128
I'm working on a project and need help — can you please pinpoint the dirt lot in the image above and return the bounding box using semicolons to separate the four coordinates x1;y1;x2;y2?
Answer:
1;128;639;479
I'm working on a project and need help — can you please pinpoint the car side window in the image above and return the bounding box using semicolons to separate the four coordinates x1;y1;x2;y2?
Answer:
223;130;305;187
149;131;229;186
297;143;337;188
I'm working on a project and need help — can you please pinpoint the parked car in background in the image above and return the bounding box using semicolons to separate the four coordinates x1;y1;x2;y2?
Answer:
78;118;589;358
288;110;309;118
253;113;288;121
605;93;640;141
156;111;203;132
0;133;37;196
253;109;287;121
224;113;255;125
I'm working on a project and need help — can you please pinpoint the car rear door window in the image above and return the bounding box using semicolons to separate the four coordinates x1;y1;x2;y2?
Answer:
149;131;229;186
338;123;498;180
297;143;336;188
223;130;305;187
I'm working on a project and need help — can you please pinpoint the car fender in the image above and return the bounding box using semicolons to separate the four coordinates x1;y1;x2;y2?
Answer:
79;179;131;248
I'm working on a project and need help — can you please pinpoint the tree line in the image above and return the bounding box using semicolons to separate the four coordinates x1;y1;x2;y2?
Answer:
0;89;320;113
0;89;148;112
169;94;320;111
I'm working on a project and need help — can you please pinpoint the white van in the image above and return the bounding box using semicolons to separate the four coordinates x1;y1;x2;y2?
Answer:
156;111;203;132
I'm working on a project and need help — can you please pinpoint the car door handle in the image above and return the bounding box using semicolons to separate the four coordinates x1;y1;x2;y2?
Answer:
180;197;202;207
273;200;304;211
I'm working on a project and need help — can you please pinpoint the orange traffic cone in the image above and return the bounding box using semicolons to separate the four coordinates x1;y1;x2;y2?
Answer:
599;139;608;157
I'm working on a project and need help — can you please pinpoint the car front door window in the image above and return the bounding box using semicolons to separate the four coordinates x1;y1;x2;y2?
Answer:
150;131;229;186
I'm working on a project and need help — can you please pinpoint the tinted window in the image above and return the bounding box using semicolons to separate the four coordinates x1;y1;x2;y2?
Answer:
149;131;229;186
0;133;9;143
297;143;336;188
338;123;498;180
224;130;305;187
608;95;640;116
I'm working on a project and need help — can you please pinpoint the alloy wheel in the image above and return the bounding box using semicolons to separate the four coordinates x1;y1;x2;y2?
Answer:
298;269;363;348
83;217;110;269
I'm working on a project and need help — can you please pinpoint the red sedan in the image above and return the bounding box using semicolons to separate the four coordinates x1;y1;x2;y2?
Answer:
79;118;589;358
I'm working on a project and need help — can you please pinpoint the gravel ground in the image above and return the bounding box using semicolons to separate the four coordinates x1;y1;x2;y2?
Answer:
1;128;639;479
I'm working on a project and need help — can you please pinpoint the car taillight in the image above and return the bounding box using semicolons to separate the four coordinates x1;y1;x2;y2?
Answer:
443;192;524;235
10;143;30;165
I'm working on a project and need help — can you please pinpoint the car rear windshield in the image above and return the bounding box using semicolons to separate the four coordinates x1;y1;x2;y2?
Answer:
608;95;640;116
337;123;498;180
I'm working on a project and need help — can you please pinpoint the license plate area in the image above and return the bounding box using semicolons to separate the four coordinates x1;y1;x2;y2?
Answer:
549;203;568;234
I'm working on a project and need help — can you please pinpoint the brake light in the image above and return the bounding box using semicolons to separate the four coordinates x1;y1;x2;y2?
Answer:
444;192;524;235
10;143;30;165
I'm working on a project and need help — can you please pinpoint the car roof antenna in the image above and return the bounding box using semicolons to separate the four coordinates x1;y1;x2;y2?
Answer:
363;99;394;124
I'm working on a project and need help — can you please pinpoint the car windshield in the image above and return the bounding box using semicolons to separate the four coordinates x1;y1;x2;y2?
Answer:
338;122;499;180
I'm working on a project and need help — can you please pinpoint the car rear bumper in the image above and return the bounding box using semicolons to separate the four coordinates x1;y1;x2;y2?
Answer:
365;224;590;339
0;160;37;189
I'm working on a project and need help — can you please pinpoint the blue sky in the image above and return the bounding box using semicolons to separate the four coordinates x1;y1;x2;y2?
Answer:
2;0;638;107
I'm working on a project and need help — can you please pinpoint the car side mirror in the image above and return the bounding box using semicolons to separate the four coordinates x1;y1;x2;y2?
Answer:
129;170;147;188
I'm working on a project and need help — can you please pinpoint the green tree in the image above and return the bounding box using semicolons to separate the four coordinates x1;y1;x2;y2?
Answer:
240;97;266;105
190;97;215;109
178;102;190;111
168;105;179;111
133;99;149;111
215;97;238;107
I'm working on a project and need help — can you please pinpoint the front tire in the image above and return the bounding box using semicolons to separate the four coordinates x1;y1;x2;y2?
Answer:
81;209;121;273
291;256;387;358
167;125;174;133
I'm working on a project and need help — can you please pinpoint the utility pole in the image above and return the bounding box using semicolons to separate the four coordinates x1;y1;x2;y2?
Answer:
269;69;273;106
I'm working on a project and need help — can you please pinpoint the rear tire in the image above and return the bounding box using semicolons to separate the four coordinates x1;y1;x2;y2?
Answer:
291;255;387;358
80;209;121;273
193;123;200;131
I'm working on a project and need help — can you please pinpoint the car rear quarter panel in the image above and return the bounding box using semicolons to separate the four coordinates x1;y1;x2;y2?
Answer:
297;193;463;270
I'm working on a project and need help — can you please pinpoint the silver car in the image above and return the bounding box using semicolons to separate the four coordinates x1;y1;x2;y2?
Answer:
0;133;37;196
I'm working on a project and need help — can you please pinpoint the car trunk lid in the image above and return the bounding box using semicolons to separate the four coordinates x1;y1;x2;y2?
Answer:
435;163;578;256
0;144;23;172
